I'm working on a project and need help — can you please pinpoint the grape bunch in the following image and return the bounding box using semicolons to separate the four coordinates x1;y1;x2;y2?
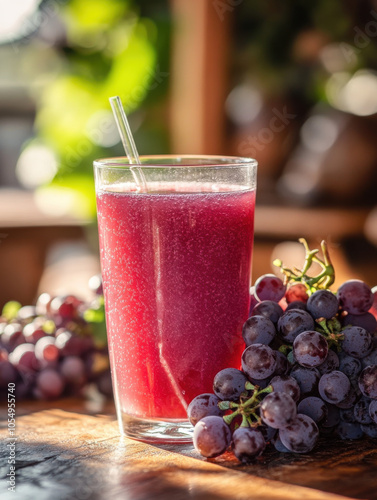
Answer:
0;275;112;401
188;239;377;462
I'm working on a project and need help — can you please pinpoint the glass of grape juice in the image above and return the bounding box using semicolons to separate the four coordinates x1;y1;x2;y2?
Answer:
94;155;257;443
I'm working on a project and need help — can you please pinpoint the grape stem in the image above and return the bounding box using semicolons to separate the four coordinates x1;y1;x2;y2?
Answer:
222;384;273;427
273;239;335;294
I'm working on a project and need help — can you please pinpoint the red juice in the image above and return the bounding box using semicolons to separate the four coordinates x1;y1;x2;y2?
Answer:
96;182;255;420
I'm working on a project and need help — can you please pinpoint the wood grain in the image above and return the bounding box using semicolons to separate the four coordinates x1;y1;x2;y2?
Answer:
1;400;377;500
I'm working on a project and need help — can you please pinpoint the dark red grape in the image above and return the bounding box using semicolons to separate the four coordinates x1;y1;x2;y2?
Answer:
319;371;351;404
23;322;47;344
277;309;315;343
359;365;377;399
342;312;377;333
279;414;319;453
193;416;231;458
307;290;339;320
213;368;248;401
36;368;65;399
241;343;277;380
337;280;373;315
35;336;60;365
242;316;276;347
232;427;266;462
254;274;286;303
285;284;309;303
293;331;329;368
187;393;224;426
9;344;39;372
50;295;82;320
260;392;297;429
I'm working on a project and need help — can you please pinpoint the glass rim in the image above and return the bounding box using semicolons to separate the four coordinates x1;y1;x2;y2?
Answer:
93;154;257;169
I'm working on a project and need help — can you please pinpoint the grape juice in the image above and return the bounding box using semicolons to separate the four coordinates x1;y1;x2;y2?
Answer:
96;182;255;419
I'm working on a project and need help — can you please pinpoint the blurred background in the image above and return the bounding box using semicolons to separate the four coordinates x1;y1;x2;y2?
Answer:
1;0;377;308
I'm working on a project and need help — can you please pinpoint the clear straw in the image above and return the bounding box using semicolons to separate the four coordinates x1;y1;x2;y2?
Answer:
109;95;147;191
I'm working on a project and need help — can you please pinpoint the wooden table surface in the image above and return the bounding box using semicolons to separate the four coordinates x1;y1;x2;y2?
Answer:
1;398;377;500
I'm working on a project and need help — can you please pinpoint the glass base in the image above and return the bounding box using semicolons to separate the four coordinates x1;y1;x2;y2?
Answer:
118;411;194;444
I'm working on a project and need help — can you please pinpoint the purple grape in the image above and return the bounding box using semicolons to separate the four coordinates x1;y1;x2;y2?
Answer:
359;365;377;399
50;295;82;320
242;316;276;347
9;344;39;372
354;398;372;424
55;330;92;356
277;309;315;343
193;416;231;458
341;326;372;359
369;399;377;424
241;343;277;380
279;414;319;453
293;331;328;368
286;301;307;312
361;422;377;438
35;368;65;399
269;375;300;402
298;397;328;423
251;301;283;325
0;360;18;388
336;421;363;440
290;365;320;396
260;392;297;429
232;427;266;463
272;435;291;452
317;349;339;375
337;280;373;315
213;368;248;401
307;290;339;320
339;355;362;380
361;348;377;369
187;393;224;426
318;371;351;404
342;312;377;333
60;356;86;385
258;423;277;442
254;274;286;303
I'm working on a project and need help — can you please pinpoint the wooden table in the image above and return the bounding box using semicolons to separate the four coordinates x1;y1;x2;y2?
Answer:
1;399;377;500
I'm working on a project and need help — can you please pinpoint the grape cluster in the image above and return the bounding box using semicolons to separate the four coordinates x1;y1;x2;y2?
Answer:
188;240;377;462
0;275;112;401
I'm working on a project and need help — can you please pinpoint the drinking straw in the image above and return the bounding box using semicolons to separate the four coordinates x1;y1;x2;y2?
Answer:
109;96;147;191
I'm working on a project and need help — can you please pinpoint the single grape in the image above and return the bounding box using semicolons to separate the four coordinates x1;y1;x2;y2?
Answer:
269;375;300;402
285;284;309;304
279;414;319;453
336;421;363;440
254;274;286;303
187;393;224;426
286;301;307;312
232;427;266;462
213;368;248;401
241;344;277;380
341;326;372;359
277;309;315;344
337;280;373;315
339;355;362;380
251;301;283;325
35;336;60;365
359;365;377;399
307;290;339;320
60;356;86;386
193;416;231;458
318;371;351;404
290;365;320;396
293;331;329;368
9;344;39;372
361;422;377;438
242;316;276;347
23;322;47;344
36;368;65;399
342;312;377;333
317;349;339;375
354;398;372;424
50;295;82;321
369;399;377;424
322;403;340;428
361;348;377;369
260;392;297;429
297;397;328;423
272;435;291;453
